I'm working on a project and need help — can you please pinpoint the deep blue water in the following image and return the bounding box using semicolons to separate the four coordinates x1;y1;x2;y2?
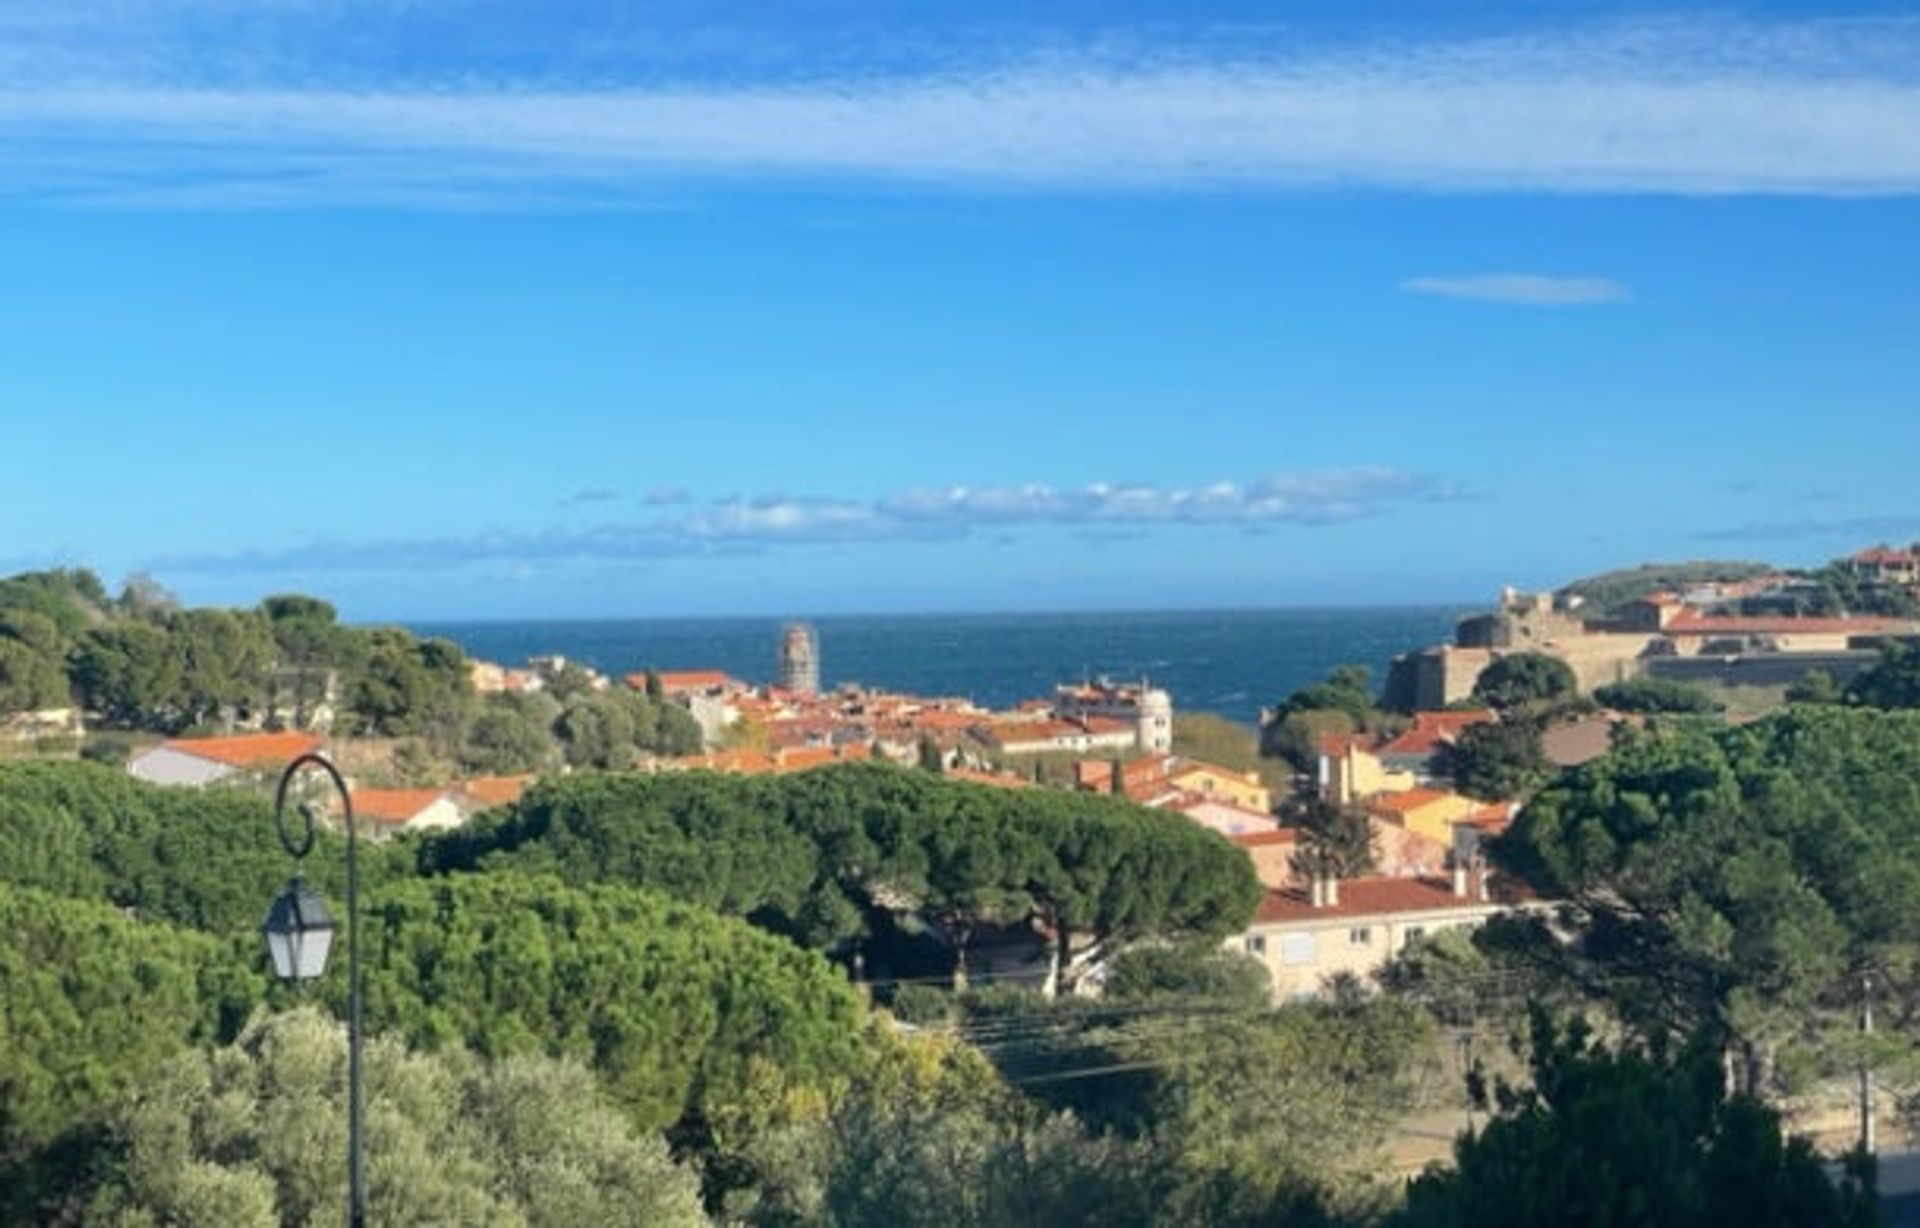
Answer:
407;606;1467;725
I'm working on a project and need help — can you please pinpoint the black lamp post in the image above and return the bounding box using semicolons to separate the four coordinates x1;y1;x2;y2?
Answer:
261;752;366;1228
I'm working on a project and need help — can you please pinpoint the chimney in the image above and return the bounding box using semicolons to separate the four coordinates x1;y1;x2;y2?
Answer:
1452;861;1469;899
1309;877;1325;908
1324;875;1340;907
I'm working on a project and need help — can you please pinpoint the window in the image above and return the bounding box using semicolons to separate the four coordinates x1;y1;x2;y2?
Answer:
1243;935;1266;956
1348;927;1372;945
1280;933;1317;966
1404;926;1426;944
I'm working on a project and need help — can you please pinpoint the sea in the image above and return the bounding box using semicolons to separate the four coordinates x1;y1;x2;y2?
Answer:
409;606;1468;726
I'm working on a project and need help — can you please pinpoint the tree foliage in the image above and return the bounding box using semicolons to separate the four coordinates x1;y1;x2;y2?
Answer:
0;883;258;1222
420;764;1262;982
1443;720;1553;801
0;609;71;713
1558;561;1772;619
356;872;868;1133
0;760;403;934
1594;676;1723;715
1394;1012;1879;1228
343;628;474;747
90;1009;709;1228
1472;653;1577;713
1845;641;1920;710
1495;707;1920;1085
1287;797;1378;879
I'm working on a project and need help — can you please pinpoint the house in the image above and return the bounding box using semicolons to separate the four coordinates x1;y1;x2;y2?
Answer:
1165;761;1272;813
623;669;738;696
453;775;534;813
1316;733;1415;806
1230;829;1302;890
1229;865;1518;1000
972;718;1137;756
1376;711;1498;777
128;732;324;788
1;706;84;743
1844;546;1920;588
352;788;464;835
1170;797;1282;838
1051;678;1174;753
1366;787;1479;844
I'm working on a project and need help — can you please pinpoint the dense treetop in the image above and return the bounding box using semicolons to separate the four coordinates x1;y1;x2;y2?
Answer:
356;872;869;1133
0;882;260;1223
419;763;1263;974
0;759;405;933
1495;706;1920;1081
1394;1012;1878;1228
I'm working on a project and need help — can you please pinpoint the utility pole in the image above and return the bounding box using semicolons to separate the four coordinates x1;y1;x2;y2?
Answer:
1860;972;1877;1156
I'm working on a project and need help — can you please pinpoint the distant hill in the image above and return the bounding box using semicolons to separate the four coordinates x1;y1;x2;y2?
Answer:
1558;560;1775;616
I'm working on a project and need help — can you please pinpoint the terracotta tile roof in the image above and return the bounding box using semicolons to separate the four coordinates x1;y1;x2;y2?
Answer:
1252;875;1495;924
1368;787;1461;815
1230;829;1300;848
1314;731;1382;758
1381;711;1495;757
352;787;448;824
910;710;982;731
1464;802;1517;833
456;776;533;808
1852;546;1917;566
160;731;323;769
1169;760;1258;786
1662;612;1914;636
651;670;735;691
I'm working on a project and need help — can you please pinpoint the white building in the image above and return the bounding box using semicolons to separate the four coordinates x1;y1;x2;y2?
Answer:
128;732;324;788
353;787;466;836
1052;678;1173;753
1230;866;1520;1000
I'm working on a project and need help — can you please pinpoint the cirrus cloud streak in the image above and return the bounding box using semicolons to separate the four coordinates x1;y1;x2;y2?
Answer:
152;467;1451;574
3;19;1920;205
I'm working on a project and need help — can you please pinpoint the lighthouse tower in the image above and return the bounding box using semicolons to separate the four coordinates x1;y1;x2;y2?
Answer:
779;623;820;695
1135;683;1173;754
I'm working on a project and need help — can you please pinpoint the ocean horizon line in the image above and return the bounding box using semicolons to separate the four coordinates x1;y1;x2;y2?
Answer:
394;598;1483;630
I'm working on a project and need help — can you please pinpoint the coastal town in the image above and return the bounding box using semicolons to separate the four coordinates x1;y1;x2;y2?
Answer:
51;542;1920;1005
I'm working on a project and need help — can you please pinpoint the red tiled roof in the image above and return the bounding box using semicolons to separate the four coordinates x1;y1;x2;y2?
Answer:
1314;731;1382;758
1852;546;1917;566
1253;875;1498;924
1169;760;1257;786
352;787;448;824
1663;612;1913;636
1381;711;1495;757
456;776;533;808
1368;787;1461;815
1230;829;1300;848
161;732;323;769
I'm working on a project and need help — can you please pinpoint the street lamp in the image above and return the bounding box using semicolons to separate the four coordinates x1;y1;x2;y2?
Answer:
262;751;366;1228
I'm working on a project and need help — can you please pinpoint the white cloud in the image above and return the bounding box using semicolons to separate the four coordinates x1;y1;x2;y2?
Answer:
1399;274;1631;305
152;467;1448;573
1;18;1920;204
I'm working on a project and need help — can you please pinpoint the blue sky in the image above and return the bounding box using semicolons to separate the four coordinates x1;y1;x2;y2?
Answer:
2;1;1918;619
